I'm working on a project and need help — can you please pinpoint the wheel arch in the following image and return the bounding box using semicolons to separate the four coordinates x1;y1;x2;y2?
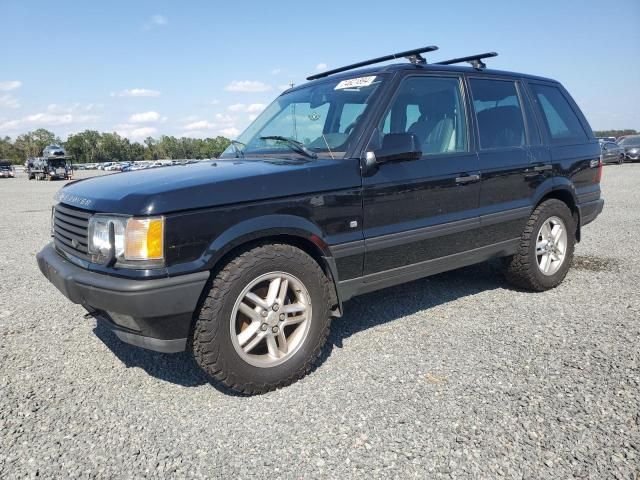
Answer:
534;185;581;241
203;215;343;316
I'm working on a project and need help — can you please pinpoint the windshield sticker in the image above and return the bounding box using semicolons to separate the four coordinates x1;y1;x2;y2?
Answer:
308;111;321;121
334;76;376;90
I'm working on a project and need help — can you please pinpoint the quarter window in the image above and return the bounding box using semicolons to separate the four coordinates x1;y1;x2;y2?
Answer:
530;84;587;145
379;76;467;155
469;78;526;149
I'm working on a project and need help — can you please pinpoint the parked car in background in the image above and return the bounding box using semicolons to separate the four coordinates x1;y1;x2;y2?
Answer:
619;135;640;162
600;141;625;165
0;161;15;178
597;136;617;143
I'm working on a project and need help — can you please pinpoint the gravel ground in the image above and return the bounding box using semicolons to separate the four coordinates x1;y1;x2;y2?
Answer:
1;166;639;479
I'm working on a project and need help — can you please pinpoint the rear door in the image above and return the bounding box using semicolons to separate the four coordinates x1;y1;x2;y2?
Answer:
526;81;599;202
468;76;542;243
361;74;481;276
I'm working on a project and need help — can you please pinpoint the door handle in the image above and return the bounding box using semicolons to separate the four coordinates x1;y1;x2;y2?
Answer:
455;174;481;184
533;164;552;172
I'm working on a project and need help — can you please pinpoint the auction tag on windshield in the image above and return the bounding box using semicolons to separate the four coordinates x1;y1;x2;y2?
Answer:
334;76;376;90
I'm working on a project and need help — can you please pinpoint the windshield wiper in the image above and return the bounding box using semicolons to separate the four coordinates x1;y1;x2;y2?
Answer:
259;136;318;159
230;140;245;158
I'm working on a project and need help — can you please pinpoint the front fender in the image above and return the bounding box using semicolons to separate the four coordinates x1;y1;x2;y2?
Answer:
203;214;332;268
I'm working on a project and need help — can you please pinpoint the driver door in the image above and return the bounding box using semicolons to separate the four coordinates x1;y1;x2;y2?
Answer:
362;74;481;277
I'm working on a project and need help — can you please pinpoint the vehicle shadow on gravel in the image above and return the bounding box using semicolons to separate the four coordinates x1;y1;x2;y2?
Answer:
94;261;510;393
325;261;508;350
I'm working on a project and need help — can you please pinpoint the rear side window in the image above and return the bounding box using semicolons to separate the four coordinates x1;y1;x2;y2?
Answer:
530;84;587;145
469;78;526;149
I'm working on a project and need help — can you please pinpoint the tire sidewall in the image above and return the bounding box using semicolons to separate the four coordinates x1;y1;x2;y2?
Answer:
202;248;329;387
527;201;575;289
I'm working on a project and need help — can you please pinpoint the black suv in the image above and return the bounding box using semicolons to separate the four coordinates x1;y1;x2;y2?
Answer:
37;47;604;394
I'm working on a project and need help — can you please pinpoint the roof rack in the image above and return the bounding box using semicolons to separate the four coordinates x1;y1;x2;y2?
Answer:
306;46;439;81
435;52;498;70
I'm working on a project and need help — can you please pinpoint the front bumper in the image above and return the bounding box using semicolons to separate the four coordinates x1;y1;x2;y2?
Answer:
36;243;209;353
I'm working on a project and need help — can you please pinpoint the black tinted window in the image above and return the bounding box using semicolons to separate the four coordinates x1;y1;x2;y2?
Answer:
380;76;467;155
530;84;587;145
470;79;526;149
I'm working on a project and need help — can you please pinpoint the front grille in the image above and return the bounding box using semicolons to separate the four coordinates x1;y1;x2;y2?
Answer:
53;203;92;261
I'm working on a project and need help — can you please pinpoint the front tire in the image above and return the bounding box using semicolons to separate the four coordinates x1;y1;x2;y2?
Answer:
504;199;576;291
191;243;332;394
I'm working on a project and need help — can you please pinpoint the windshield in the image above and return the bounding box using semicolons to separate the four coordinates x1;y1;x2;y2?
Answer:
49;159;66;167
220;74;386;159
619;136;640;147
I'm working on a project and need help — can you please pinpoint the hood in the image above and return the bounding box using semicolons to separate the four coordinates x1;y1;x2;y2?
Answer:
55;157;362;215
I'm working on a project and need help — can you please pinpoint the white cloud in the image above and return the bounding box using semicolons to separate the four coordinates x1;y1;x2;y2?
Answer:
278;83;294;91
114;124;158;139
227;103;265;113
209;99;220;105
315;63;328;71
111;88;160;97
225;80;271;93
151;14;167;25
0;119;20;130
0;94;20;109
271;68;282;75
220;127;240;138
129;111;162;123
143;14;168;30
0;109;100;132
248;114;259;121
184;120;216;131
46;103;102;114
0;81;21;91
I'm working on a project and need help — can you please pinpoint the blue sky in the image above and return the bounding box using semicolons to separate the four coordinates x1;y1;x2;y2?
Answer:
1;0;639;141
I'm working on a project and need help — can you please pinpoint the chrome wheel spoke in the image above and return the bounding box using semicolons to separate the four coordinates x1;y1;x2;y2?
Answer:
277;331;288;354
277;278;289;305
237;321;261;347
244;292;268;310
540;252;551;273
283;313;307;327
282;303;306;314
243;331;266;353
266;335;279;358
551;224;563;242
266;277;281;306
238;302;260;321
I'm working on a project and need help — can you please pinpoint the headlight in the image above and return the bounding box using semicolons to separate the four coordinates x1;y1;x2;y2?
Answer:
88;215;164;266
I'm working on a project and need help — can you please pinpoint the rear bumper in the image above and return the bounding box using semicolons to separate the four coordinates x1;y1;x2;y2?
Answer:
579;198;604;227
36;243;209;353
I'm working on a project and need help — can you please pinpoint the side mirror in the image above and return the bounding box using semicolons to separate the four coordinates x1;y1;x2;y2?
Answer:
369;133;422;165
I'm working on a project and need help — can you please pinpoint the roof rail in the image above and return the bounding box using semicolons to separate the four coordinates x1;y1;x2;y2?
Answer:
306;46;439;81
435;52;498;70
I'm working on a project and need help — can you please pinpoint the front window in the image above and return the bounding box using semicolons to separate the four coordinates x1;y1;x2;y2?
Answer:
221;74;387;159
619;136;640;147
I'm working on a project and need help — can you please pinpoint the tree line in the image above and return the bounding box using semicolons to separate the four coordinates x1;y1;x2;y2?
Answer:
0;128;231;164
593;129;638;138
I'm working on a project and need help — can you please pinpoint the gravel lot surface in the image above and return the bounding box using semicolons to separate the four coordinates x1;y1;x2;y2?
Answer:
1;166;639;479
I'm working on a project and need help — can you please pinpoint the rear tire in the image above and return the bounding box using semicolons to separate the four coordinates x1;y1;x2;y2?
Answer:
504;199;576;291
191;243;332;394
